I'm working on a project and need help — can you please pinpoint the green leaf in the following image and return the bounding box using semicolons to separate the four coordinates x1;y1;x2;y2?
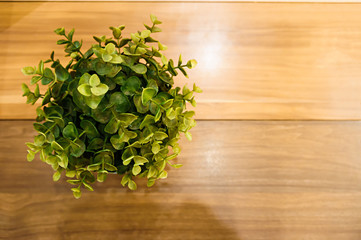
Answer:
152;26;162;33
119;38;131;48
130;64;147;74
151;142;160;154
182;85;191;95
131;33;140;43
33;122;48;133
127;141;142;148
128;180;137;190
42;68;54;84
109;92;130;113
132;165;141;175
87;162;102;171
125;130;137;139
159;171;168;179
136;47;147;55
179;66;188;78
158;42;167;51
55;64;69;81
141;87;157;105
184;91;193;100
105;163;117;172
122;147;136;165
154;108;161;122
34;84;40;98
63;122;78;139
109;55;123;65
42;91;51;105
166;108;176;120
172;164;183;168
88;138;103;150
57;152;69;168
83;182;94;191
110;135;125;150
117;113;138;127
85;94;103;109
34;134;46;146
27;150;35;162
21;66;35;75
140;115;155;129
21;83;30;96
80;120;99;139
134;156;149;166
94;60;113;76
104;117;119;134
54;27;65;35
57;39;69;45
187;59;197;69
51;141;64;151
66;170;76;178
53;171;61;181
140;30;151;39
121;174;130;186
91;83;108;96
26;142;38;151
68;179;81;185
133;95;149;113
79;73;91;85
153;131;167;141
193;83;203;93
184;111;195;118
185;131;192;141
105;43;116;54
190;97;196;107
80;171;96;183
97;170;108;182
89;74;100;87
72;190;82;199
110;27;122;39
147;166;157;178
168;59;177;76
162;99;173;108
147;178;156;187
77;84;92;96
70;139;86;157
161;55;167;65
121;76;141;96
150;14;157;23
30;76;42;85
68;28;75;40
178;54;183;66
45;131;55;143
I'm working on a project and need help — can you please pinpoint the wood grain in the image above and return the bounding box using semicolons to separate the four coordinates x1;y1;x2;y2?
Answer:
1;2;361;120
1;120;361;239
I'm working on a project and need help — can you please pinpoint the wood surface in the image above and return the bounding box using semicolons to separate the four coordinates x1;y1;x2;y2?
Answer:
1;120;361;240
2;2;361;240
1;2;361;120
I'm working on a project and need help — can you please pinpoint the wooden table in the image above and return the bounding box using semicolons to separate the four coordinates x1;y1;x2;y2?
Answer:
1;1;361;240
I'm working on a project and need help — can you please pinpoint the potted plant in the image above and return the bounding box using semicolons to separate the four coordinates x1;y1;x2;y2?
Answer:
21;14;201;198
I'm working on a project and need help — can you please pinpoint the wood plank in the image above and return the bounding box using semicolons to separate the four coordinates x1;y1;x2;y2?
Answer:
1;120;361;239
1;2;361;120
4;0;361;2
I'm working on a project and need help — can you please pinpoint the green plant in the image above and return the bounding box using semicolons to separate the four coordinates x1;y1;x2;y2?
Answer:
21;14;201;199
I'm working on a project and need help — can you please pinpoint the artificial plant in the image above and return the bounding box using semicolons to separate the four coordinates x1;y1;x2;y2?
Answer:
21;14;201;198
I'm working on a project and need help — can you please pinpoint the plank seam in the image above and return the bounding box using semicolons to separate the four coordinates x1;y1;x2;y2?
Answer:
2;0;361;4
2;119;361;122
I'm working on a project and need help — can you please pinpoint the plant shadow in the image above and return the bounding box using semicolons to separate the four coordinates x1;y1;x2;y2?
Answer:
59;191;240;240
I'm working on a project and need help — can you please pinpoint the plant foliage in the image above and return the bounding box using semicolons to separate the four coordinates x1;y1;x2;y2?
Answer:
21;15;201;199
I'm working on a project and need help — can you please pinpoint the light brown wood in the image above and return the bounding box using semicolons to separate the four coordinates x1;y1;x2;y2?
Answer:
1;120;361;239
1;2;361;120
